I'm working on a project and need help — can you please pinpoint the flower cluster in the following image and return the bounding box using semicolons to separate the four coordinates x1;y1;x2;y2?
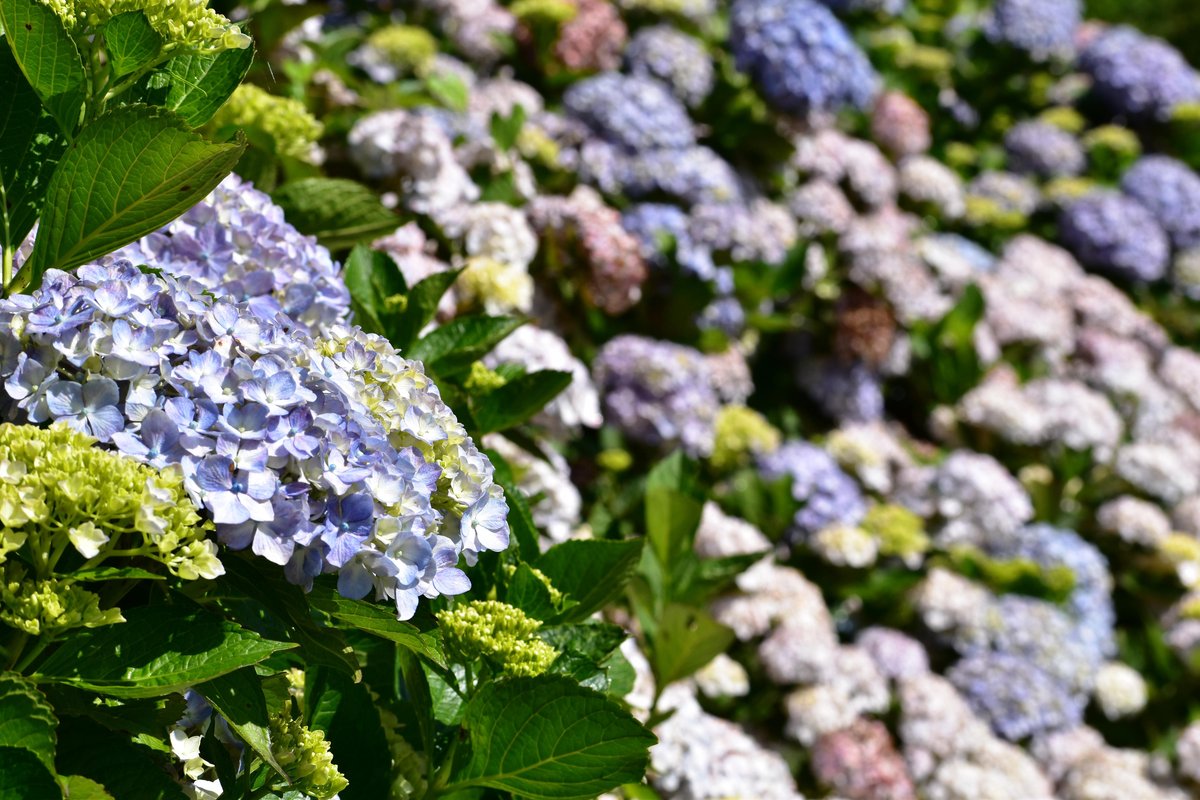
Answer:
39;0;250;52
437;600;560;676
984;0;1080;59
729;0;878;117
210;85;325;163
1079;26;1200;121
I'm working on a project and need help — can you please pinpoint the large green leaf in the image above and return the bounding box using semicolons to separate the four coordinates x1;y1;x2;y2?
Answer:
35;604;293;698
387;269;461;353
0;746;60;800
407;315;524;376
539;622;630;696
473;370;572;434
273;178;401;252
220;554;360;677
23;105;244;288
0;674;56;771
643;453;705;570
536;539;643;623
158;45;253;127
0;42;66;257
55;718;184;800
196;668;285;777
60;776;113;800
102;12;162;79
645;603;733;687
453;676;654;800
308;586;445;667
305;668;392;800
343;242;405;337
0;0;85;135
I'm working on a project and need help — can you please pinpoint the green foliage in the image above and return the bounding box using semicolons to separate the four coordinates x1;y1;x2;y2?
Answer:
473;370;572;434
0;746;61;800
154;45;254;127
0;0;86;136
103;12;162;78
35;603;294;697
453;677;655;799
0;674;56;771
21;105;244;286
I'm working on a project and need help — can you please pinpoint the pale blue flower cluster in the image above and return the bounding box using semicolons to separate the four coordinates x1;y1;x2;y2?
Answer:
624;26;714;109
0;261;507;620
729;0;878;117
1003;121;1085;179
984;0;1080;59
112;175;350;337
1120;156;1200;251
948;652;1085;741
1058;191;1169;282
1080;26;1200;121
757;440;867;541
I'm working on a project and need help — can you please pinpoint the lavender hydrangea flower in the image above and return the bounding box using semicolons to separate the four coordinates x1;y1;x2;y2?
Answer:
1080;26;1200;121
757;440;866;541
0;260;508;621
624;26;714;108
1120;155;1200;250
730;0;878;117
985;0;1080;59
1003;121;1085;179
592;335;723;456
1058;192;1170;282
564;73;695;152
621;203;715;279
949;652;1085;740
111;176;349;336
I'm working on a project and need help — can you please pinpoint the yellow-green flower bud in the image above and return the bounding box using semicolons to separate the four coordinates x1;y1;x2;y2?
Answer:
270;713;348;800
364;25;439;76
437;600;560;676
39;0;249;53
0;564;123;635
710;405;781;471
861;504;930;563
466;362;509;394
511;0;578;25
596;448;632;473
211;85;325;163
1038;106;1087;134
457;256;533;315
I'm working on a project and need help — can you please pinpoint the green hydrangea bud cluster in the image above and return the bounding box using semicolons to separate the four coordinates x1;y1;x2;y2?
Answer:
502;564;564;606
1037;106;1087;134
710;405;781;471
438;600;560;677
0;423;218;582
211;85;325;163
948;545;1076;603
465;362;509;394
1082;125;1142;181
38;0;250;53
511;0;578;26
860;503;930;564
269;712;349;800
0;563;123;635
364;24;439;76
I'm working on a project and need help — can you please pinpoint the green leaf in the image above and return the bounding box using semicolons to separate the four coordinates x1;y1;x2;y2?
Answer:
102;12;162;78
70;566;163;582
23;105;244;288
536;539;643;623
0;746;60;800
644;453;705;570
220;554;360;677
539;622;629;695
273;178;401;252
0;674;56;772
454;676;654;800
473;370;572;434
408;315;524;376
645;604;733;687
388;269;462;353
0;0;85;135
305;668;392;800
35;603;294;698
504;564;560;621
196;668;285;778
0;42;67;256
60;776;113;800
308;586;446;667
425;72;469;112
55;718;184;800
42;686;183;740
159;46;254;128
489;106;527;152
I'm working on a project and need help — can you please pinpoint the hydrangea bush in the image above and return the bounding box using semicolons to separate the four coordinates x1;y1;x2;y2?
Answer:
12;0;1200;797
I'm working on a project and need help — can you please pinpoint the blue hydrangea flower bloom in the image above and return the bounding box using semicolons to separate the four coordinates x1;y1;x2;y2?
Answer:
1080;26;1200;121
592;335;723;456
757;440;867;541
621;203;715;279
625;26;715;108
814;0;906;16
1058;191;1169;282
0;259;508;620
985;0;1080;59
564;73;696;152
580;140;743;206
1121;155;1200;250
948;652;1086;740
1003;121;1085;178
729;0;878;116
